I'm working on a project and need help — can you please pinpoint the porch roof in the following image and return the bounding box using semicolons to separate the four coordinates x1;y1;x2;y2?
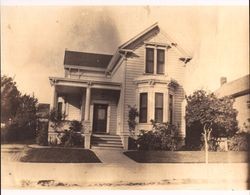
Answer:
49;77;121;91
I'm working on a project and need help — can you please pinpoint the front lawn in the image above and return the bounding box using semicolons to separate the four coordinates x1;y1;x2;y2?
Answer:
124;151;250;163
2;145;101;163
20;148;101;163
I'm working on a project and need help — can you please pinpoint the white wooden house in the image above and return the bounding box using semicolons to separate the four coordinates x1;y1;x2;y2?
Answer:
49;23;192;149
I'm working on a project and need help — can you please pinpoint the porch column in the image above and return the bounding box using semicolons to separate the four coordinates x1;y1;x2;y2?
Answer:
180;99;187;138
85;86;91;121
51;85;58;110
84;86;91;149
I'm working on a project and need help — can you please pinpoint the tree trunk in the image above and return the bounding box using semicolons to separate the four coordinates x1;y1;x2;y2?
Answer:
203;129;208;164
203;126;212;164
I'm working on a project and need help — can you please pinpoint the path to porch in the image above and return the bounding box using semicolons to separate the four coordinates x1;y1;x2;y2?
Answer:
91;149;136;164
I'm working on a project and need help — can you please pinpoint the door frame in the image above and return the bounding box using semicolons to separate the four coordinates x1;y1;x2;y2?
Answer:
91;100;110;134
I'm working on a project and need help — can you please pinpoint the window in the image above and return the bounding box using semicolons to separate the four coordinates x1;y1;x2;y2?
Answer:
157;49;165;74
155;93;163;123
145;47;165;74
168;94;173;124
139;93;148;123
145;48;154;73
57;102;63;120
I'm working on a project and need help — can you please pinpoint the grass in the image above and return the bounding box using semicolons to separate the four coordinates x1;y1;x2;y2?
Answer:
19;148;101;163
2;144;101;163
124;150;250;163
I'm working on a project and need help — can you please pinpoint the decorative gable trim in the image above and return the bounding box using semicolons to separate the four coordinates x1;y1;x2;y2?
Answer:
106;22;192;74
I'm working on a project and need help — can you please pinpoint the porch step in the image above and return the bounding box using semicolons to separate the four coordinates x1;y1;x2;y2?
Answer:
91;134;123;149
91;146;123;150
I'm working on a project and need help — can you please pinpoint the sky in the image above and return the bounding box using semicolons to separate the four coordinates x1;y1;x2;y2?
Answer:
1;6;249;104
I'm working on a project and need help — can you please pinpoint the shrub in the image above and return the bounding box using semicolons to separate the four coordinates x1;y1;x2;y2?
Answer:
1;122;36;143
69;120;82;132
56;120;83;147
228;132;250;151
36;120;48;146
128;137;138;150
60;131;83;147
137;121;178;151
127;105;139;135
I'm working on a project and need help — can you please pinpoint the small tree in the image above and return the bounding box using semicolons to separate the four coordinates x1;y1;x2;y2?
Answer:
186;90;238;163
127;105;139;136
1;75;21;122
49;108;66;132
1;75;38;141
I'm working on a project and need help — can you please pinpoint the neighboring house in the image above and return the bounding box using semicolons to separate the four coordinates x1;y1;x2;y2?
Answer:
49;23;192;149
215;75;250;132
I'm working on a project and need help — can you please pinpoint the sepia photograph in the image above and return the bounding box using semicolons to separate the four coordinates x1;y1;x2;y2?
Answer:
1;1;249;191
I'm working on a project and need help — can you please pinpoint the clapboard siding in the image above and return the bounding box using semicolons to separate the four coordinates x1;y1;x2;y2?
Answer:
123;30;186;133
123;46;145;132
111;60;126;134
66;94;81;121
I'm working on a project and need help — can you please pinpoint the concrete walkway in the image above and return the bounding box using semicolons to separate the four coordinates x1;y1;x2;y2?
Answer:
91;149;137;164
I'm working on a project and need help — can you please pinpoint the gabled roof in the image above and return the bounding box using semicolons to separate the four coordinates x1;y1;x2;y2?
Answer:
106;22;192;73
64;50;113;69
63;23;192;73
118;22;160;49
215;74;250;98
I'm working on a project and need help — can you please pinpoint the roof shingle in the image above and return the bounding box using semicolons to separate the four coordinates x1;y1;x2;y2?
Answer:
64;50;113;69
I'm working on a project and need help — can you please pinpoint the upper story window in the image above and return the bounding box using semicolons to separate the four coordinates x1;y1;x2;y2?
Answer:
139;93;148;123
145;46;165;74
157;49;165;74
155;93;163;123
145;48;154;73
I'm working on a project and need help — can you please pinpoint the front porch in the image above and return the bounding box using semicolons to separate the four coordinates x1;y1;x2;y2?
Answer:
49;77;128;149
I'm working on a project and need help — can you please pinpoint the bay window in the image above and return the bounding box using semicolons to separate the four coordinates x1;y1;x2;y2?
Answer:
155;93;163;123
139;93;148;123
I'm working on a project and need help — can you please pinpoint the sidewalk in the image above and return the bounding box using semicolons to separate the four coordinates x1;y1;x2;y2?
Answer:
2;160;249;189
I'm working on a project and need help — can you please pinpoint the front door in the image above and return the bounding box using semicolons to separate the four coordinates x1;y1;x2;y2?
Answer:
93;104;108;133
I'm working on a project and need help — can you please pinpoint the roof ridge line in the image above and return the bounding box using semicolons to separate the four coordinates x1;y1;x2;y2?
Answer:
118;22;159;49
65;49;113;56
